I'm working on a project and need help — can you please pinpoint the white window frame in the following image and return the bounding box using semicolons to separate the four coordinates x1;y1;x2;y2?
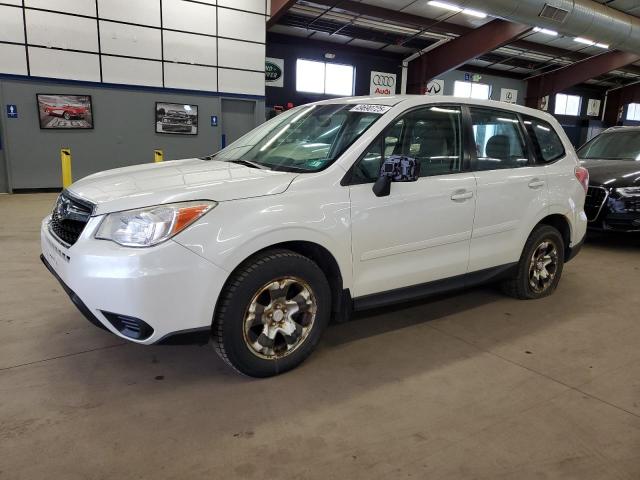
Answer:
554;93;582;116
296;59;355;96
626;103;640;121
453;80;491;100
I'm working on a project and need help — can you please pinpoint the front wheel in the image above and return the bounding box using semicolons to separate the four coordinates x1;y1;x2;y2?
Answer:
212;249;331;377
502;225;565;299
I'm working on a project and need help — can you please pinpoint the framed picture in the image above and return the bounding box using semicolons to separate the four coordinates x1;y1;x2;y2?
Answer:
155;102;198;135
37;94;94;129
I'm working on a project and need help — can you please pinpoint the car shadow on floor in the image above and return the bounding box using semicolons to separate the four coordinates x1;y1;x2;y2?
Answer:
323;286;501;348
585;230;639;250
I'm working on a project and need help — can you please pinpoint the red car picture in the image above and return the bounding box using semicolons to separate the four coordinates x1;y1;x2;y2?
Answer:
37;94;93;129
43;103;88;120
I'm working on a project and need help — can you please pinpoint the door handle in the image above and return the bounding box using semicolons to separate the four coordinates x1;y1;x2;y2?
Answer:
528;179;545;189
451;190;474;201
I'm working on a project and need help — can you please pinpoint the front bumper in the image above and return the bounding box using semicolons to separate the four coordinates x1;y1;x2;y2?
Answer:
41;216;228;344
586;188;640;232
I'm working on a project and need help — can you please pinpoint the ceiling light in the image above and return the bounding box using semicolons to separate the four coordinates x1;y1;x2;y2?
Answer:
427;1;487;18
463;8;487;18
428;1;462;12
574;37;595;46
533;27;558;36
574;37;609;48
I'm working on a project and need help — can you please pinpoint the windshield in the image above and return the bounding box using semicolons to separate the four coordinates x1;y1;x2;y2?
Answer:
211;104;384;172
578;130;640;161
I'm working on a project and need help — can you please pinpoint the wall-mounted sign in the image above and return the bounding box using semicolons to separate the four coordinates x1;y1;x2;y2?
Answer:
155;102;198;135
500;88;518;104
211;115;218;127
587;99;601;117
464;73;482;82
6;104;17;118
266;57;284;88
370;71;396;96
539;96;549;111
425;79;444;96
37;94;93;129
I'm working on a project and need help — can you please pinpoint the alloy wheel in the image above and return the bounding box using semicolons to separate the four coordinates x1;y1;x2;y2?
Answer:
242;277;317;360
528;240;559;294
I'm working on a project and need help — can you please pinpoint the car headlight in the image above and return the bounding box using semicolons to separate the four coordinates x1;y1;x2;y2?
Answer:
616;187;640;197
95;201;216;247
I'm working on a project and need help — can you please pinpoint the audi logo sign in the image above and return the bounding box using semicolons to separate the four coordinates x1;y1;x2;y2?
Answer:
370;71;397;96
372;74;395;87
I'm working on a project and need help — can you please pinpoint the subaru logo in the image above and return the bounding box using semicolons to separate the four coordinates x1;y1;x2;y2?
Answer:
55;196;71;220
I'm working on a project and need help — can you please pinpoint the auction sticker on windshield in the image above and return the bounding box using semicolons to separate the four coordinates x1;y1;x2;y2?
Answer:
350;104;392;114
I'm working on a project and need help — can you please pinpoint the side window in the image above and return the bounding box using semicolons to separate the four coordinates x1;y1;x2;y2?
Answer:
470;108;529;170
523;116;565;163
351;106;462;183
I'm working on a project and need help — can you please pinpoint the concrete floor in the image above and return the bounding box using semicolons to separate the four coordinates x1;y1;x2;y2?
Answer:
1;193;639;480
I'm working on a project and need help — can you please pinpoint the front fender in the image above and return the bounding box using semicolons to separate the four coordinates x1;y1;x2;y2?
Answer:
174;188;354;289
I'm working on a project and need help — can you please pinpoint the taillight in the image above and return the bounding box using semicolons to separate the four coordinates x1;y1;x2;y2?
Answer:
575;166;589;193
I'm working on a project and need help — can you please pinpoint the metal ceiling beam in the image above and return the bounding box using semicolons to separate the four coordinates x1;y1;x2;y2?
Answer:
525;50;640;107
406;19;531;93
306;0;469;36
267;0;298;28
299;0;640;77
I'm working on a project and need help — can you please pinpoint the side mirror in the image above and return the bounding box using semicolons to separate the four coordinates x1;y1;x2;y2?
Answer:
372;155;420;197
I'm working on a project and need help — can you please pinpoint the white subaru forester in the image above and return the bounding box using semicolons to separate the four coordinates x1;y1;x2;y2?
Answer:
41;96;588;377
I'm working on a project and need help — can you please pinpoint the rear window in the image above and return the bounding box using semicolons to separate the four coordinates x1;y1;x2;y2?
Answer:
523;116;565;163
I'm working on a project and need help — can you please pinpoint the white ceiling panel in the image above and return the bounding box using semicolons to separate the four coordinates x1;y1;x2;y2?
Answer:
489;64;515;71
347;38;387;49
354;0;415;10
381;44;414;54
308;31;352;44
509;67;533;74
466;59;492;67
269;24;312;37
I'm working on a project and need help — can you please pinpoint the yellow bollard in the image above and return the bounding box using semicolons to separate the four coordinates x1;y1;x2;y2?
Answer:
154;149;163;163
60;148;72;188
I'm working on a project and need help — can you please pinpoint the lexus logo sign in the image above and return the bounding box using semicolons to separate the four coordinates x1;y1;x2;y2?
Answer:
370;71;396;96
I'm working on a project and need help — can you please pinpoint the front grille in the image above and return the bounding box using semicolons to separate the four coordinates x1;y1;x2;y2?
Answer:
49;192;94;246
604;213;640;231
584;186;608;222
622;196;640;213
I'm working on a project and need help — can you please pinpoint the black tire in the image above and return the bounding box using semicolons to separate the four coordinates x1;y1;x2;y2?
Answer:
212;249;331;377
502;225;565;300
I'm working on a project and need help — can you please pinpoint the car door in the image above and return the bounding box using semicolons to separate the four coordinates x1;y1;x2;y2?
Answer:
348;105;477;298
467;107;549;272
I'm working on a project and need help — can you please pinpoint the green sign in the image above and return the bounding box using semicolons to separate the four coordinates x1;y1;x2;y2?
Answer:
265;57;284;87
266;61;282;81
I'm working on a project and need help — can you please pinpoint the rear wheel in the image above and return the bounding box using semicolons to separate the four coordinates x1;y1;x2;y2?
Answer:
212;249;331;377
502;225;565;300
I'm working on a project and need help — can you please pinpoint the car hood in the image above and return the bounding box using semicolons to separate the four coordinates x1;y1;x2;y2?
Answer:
580;159;640;188
68;158;298;215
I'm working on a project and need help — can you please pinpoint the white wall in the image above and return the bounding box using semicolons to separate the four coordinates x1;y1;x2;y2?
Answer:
0;0;268;96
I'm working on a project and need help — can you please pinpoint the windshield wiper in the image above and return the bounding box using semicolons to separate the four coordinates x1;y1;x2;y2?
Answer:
228;159;269;170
